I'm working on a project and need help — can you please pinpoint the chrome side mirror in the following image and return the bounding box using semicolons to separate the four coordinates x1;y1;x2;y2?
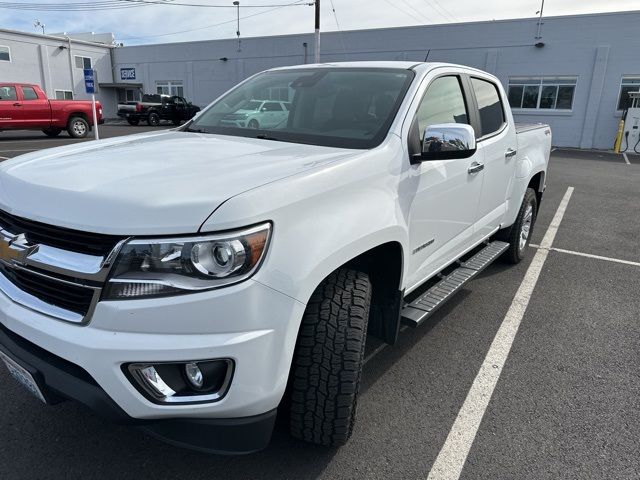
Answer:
419;123;477;161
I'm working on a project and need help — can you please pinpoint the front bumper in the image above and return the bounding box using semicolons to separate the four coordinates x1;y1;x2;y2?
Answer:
0;279;305;452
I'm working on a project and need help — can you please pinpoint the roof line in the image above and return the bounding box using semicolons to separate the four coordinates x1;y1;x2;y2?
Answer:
0;27;114;48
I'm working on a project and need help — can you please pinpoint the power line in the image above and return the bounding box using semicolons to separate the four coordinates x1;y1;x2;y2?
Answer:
381;0;425;24
118;0;311;41
328;0;347;56
0;0;312;10
421;0;457;22
118;0;312;7
397;0;434;24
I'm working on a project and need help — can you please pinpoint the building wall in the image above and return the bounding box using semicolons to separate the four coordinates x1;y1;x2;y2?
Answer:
0;29;116;116
114;11;640;149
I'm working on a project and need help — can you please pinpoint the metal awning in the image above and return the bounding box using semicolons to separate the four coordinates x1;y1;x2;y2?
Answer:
98;82;143;89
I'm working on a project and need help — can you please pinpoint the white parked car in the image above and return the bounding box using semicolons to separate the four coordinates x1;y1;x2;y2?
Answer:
0;62;550;454
219;99;290;129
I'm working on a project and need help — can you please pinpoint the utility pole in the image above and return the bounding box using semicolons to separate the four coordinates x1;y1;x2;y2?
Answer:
314;0;320;63
233;1;241;52
34;19;45;35
535;0;545;40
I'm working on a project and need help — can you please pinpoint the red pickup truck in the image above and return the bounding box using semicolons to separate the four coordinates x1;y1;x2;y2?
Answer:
0;83;103;138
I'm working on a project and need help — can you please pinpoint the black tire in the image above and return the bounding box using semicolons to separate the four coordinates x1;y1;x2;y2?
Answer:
289;268;371;447
67;117;89;138
172;118;182;126
126;118;140;126
248;119;259;129
501;188;538;264
42;127;62;137
147;112;160;127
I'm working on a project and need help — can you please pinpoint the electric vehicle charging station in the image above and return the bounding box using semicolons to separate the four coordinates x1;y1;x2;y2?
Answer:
621;91;640;154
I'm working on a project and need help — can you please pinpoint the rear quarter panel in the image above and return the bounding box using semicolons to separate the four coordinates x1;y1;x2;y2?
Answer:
504;124;551;225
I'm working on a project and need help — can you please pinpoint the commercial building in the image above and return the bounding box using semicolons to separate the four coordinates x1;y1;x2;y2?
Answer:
3;10;640;149
0;29;132;118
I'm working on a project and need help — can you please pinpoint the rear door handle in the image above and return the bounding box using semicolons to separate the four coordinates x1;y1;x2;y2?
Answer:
13;103;22;107
505;148;517;158
468;162;484;174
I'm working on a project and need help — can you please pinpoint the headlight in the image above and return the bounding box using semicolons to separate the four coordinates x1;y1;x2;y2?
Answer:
103;223;271;300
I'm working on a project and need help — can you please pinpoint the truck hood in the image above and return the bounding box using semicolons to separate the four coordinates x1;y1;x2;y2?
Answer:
0;130;357;235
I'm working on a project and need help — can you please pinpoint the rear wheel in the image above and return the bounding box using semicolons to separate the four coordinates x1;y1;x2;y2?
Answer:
289;268;371;446
67;117;89;138
501;188;538;264
42;127;62;137
126;118;140;126
147;112;160;127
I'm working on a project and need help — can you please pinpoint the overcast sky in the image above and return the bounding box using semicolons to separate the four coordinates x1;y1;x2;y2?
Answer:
2;0;638;46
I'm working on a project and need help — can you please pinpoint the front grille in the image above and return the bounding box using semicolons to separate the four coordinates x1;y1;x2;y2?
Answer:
0;264;94;317
0;209;122;257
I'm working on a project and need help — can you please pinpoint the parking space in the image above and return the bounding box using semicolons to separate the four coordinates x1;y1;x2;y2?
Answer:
0;134;638;479
0;124;161;159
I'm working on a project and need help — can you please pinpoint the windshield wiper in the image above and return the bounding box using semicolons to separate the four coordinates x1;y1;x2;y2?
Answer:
184;126;207;133
255;133;280;141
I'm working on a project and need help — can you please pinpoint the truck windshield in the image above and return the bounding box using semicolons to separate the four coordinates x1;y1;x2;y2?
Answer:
187;68;415;149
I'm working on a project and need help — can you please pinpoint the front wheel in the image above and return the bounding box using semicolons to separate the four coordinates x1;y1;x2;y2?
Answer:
501;188;538;264
289;268;371;446
67;117;89;138
126;118;140;126
247;119;259;129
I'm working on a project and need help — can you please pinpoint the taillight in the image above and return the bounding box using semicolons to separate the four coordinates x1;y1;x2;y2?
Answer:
136;104;142;112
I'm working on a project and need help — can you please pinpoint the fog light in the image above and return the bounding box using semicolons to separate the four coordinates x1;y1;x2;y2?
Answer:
184;362;204;389
126;359;234;404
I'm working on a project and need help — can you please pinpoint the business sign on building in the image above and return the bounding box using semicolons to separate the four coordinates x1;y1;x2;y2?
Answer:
120;68;136;80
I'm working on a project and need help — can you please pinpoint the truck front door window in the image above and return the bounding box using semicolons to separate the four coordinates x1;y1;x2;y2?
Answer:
415;76;469;141
0;86;17;101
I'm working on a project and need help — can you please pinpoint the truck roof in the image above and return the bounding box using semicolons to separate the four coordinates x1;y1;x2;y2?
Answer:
268;61;491;75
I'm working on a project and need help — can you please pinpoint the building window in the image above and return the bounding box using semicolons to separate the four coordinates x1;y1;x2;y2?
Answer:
0;45;10;62
617;76;640;111
55;90;74;100
508;77;577;111
156;81;184;97
74;56;92;69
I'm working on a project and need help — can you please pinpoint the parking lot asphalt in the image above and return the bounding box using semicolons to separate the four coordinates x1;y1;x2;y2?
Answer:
0;131;639;480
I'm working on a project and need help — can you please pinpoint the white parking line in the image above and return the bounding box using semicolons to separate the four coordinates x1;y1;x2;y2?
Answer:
426;186;574;480
530;244;640;268
0;156;8;160
623;153;631;165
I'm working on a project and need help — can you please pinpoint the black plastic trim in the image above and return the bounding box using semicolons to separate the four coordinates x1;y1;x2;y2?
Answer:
0;322;277;453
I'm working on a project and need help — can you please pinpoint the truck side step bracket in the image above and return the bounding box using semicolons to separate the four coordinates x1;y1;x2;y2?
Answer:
401;241;509;328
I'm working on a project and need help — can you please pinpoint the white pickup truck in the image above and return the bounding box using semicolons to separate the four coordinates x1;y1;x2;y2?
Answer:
0;62;550;454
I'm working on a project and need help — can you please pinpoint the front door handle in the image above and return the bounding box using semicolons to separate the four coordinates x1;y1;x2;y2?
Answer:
468;162;485;174
505;148;517;158
13;102;22;107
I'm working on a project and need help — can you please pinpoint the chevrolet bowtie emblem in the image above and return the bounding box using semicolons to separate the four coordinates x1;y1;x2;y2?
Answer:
0;234;38;265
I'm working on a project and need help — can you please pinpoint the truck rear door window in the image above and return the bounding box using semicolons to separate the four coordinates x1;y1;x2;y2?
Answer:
471;78;505;137
21;87;38;100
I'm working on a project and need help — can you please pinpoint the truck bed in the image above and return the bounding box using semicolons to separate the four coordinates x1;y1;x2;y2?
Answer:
515;122;550;134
